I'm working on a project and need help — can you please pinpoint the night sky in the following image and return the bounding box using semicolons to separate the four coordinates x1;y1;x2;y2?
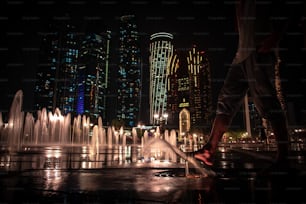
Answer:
1;1;305;126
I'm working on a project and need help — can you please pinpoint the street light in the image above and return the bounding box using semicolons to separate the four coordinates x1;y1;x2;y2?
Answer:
153;113;168;138
137;123;145;138
154;114;159;125
153;113;168;126
163;113;168;125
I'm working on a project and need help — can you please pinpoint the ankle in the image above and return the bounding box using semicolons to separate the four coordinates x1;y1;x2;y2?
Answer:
198;143;212;153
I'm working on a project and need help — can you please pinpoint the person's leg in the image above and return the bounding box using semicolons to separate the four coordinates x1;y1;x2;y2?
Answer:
269;115;289;163
194;114;231;166
194;63;248;165
246;52;289;163
206;114;232;155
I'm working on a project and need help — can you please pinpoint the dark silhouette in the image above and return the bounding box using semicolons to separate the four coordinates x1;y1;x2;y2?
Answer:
194;0;291;167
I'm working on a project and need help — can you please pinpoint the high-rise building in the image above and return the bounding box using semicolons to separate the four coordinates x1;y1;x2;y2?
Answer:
149;32;174;125
35;21;111;123
116;15;142;127
57;29;79;115
187;47;212;129
166;46;212;134
34;23;79;114
76;31;111;122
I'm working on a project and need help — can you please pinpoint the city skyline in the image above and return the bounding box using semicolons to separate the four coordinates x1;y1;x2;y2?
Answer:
2;1;305;128
2;1;236;107
2;1;234;115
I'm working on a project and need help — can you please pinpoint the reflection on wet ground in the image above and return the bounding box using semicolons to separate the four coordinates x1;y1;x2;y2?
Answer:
0;144;306;203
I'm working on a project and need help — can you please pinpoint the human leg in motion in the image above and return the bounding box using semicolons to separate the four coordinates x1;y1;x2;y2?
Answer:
194;114;231;166
247;53;289;164
194;63;248;166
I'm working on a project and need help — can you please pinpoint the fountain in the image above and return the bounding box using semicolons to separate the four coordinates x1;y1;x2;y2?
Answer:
142;137;215;176
5;90;24;149
0;90;215;177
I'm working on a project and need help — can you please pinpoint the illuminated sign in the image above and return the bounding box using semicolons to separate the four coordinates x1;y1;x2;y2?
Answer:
179;102;189;107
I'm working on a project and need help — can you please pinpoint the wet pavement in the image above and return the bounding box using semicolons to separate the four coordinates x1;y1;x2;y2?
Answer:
0;143;305;203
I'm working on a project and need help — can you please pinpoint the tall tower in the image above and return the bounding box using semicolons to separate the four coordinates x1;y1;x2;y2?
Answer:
187;46;212;129
116;15;141;127
56;26;79;115
34;23;79;114
166;46;212;132
149;32;174;125
76;31;111;122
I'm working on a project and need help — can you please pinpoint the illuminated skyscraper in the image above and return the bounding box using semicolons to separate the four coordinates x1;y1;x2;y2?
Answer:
116;15;141;127
187;47;212;129
149;32;174;125
167;46;212;133
76;31;111;122
35;21;111;123
34;23;79;114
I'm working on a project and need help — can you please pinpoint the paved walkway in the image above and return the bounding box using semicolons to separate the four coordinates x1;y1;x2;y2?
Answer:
0;144;305;203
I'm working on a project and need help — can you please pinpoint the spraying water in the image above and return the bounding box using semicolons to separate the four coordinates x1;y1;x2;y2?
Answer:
0;90;216;177
142;138;216;177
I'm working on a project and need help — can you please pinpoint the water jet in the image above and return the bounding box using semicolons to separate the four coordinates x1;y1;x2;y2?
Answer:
0;90;215;177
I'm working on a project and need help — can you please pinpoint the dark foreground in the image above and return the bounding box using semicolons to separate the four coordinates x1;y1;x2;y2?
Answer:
0;143;305;204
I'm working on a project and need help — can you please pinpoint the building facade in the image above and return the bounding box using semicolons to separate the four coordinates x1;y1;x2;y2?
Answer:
149;32;174;125
166;46;212;135
34;23;79;114
35;21;111;123
76;32;111;122
116;15;142;127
